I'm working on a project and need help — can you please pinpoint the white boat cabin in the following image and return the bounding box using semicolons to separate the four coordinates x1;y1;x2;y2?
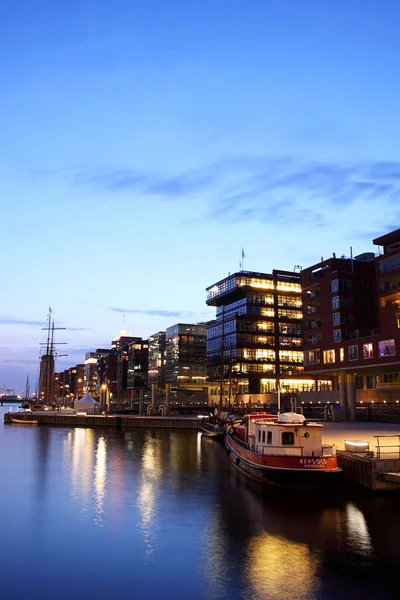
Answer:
245;412;333;457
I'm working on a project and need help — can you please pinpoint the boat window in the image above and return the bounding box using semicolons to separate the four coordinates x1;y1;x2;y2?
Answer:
262;431;265;443
267;431;272;445
282;431;294;445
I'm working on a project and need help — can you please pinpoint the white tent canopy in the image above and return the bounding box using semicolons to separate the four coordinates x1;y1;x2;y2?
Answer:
74;392;98;413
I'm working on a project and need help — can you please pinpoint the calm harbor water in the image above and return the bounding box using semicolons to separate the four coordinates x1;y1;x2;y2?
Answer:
0;407;399;600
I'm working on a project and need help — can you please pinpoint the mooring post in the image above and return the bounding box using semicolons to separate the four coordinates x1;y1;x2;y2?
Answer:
166;383;171;415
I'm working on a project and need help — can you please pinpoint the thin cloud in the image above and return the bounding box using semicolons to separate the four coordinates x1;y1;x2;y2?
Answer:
0;317;45;327
111;307;194;318
77;156;400;227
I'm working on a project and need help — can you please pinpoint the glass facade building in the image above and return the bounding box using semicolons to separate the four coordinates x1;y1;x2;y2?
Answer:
165;324;207;385
148;331;166;387
206;270;310;395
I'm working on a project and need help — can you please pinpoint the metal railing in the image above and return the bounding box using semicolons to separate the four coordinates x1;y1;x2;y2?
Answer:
374;435;400;459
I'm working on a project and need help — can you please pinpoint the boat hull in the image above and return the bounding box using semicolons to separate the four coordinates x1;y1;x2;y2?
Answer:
200;422;225;438
225;433;342;490
11;418;38;425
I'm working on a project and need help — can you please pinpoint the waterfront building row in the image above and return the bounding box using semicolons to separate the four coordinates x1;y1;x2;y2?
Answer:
53;227;400;412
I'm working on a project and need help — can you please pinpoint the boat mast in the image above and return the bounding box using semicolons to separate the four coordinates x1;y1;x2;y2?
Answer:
24;374;30;401
40;308;67;404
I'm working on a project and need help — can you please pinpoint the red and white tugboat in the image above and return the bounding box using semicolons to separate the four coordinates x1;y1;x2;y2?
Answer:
225;412;341;489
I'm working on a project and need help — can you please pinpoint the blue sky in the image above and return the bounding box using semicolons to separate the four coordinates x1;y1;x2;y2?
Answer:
1;0;400;392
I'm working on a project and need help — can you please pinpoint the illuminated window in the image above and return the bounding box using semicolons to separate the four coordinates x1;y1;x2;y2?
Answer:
323;349;335;363
339;348;345;362
307;350;320;364
378;339;396;357
363;343;373;359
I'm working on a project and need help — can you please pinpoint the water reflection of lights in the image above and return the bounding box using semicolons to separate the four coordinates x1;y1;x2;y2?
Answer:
67;428;109;525
137;435;163;561
346;503;372;554
245;533;320;600
70;428;95;505
202;514;228;598
94;436;107;525
196;432;202;469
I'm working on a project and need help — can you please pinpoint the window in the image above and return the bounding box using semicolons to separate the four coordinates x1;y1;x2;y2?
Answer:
258;430;261;442
383;372;400;383
267;431;272;445
323;349;335;363
334;329;342;343
282;431;294;445
262;431;265;443
339;348;345;362
333;313;341;326
378;339;396;357
331;279;339;293
363;343;374;359
397;313;400;329
307;349;320;364
332;296;340;309
355;376;364;390
349;345;359;360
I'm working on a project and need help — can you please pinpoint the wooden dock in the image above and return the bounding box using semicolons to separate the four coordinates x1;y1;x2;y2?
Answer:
3;411;202;430
337;450;400;491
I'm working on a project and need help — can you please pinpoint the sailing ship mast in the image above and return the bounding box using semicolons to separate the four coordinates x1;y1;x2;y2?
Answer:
39;308;67;404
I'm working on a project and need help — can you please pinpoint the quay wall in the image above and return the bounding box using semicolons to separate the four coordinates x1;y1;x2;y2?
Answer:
337;450;400;491
3;412;201;430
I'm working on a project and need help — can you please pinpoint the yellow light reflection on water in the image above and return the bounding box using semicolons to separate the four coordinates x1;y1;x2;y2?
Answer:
346;503;372;553
70;428;95;505
94;436;107;525
137;434;163;561
245;533;320;600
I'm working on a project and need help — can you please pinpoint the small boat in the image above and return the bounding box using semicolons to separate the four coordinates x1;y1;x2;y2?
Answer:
200;419;226;438
11;418;38;425
225;412;341;489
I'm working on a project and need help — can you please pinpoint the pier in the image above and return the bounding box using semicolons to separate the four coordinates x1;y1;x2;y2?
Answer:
4;411;201;430
337;435;400;491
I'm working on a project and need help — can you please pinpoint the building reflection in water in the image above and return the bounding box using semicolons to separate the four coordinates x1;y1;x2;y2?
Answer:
94;436;107;525
66;428;108;525
345;502;372;555
244;533;320;600
202;512;229;599
137;432;163;561
196;431;202;470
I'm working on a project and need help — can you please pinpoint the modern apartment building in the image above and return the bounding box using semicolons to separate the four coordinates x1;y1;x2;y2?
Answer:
148;331;166;387
301;227;400;415
206;270;316;399
84;349;111;396
165;324;207;386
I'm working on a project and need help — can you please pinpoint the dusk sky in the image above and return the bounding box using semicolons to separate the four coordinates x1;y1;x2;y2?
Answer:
1;0;400;393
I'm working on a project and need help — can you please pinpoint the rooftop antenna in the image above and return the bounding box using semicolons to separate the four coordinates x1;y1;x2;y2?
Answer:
293;265;302;272
240;247;245;271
